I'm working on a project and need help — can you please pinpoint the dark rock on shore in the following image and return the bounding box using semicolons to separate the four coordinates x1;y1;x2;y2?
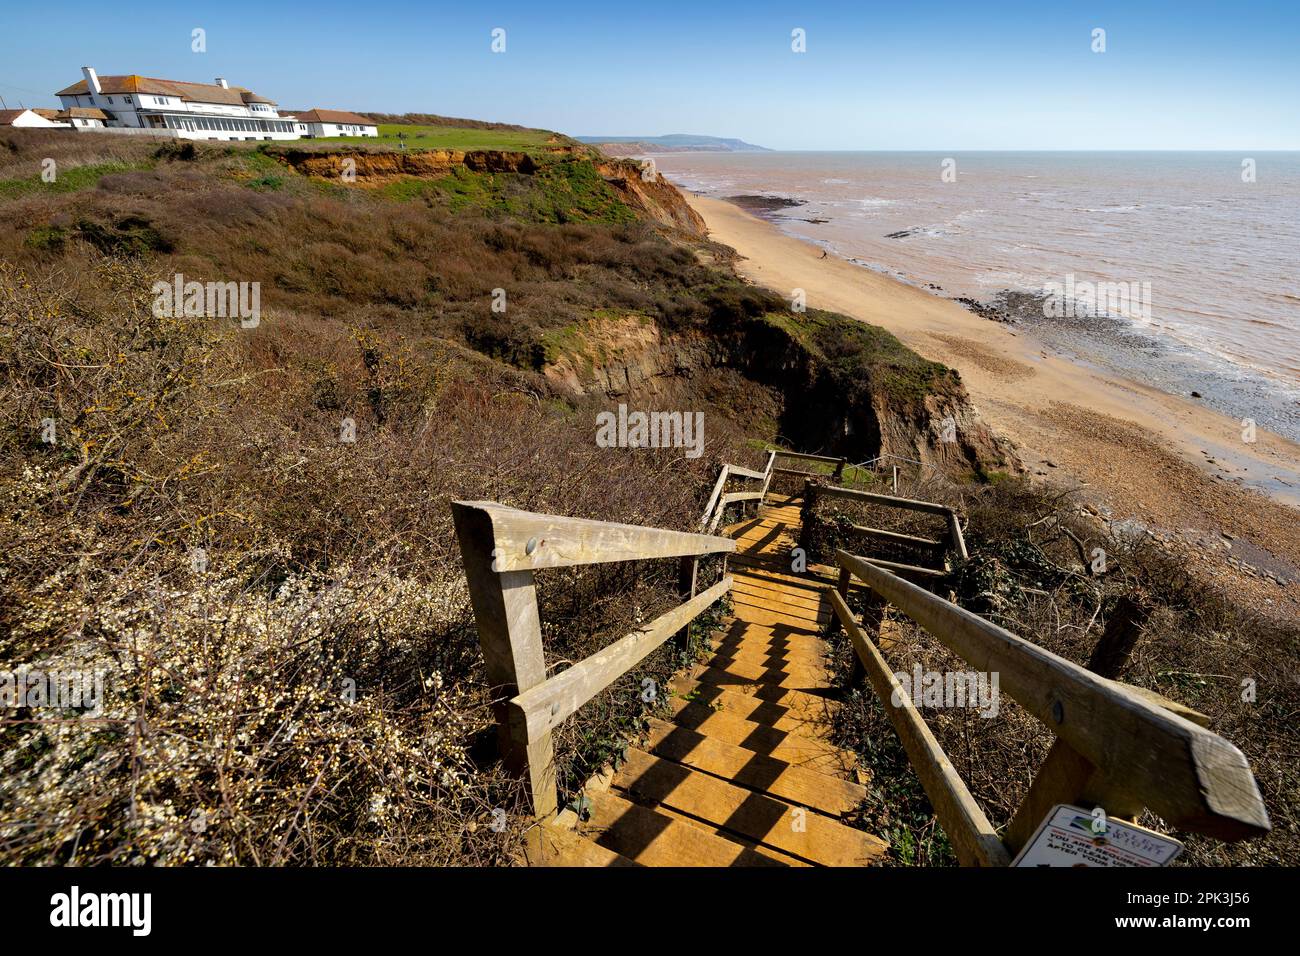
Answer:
726;194;806;214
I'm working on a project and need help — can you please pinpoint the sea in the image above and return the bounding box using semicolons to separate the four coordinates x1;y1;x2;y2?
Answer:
648;151;1300;442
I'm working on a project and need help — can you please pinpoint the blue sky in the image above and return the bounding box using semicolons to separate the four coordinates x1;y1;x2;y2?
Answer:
1;0;1297;149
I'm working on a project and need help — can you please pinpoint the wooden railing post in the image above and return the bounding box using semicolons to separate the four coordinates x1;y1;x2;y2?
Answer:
833;457;845;481
451;502;558;819
675;555;699;653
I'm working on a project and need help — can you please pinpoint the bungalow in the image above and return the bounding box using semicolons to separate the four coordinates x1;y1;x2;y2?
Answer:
57;107;108;129
55;67;298;140
0;108;67;129
289;109;378;138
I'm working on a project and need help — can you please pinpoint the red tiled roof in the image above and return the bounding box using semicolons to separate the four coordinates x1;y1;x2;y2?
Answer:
56;74;275;107
294;109;375;126
59;107;109;120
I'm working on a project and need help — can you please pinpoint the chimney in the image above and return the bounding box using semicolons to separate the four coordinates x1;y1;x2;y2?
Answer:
81;66;101;95
215;77;228;89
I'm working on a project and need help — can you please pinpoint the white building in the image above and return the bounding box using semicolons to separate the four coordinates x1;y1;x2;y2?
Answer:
0;108;67;129
56;107;107;129
55;67;299;140
290;109;378;138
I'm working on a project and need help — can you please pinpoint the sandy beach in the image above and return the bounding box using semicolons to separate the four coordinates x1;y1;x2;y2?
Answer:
687;193;1300;614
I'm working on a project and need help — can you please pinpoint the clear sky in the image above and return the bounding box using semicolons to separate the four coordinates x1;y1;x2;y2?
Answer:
1;0;1296;150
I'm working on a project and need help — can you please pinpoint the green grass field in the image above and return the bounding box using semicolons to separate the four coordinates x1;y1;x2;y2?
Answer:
304;123;564;154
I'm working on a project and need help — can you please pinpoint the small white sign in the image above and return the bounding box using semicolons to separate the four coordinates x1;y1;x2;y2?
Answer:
1012;804;1184;867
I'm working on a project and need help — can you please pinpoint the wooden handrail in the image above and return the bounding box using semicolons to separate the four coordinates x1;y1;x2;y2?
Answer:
834;549;1271;846
456;499;733;572
813;484;952;516
698;466;730;531
829;588;1011;867
452;500;735;818
770;449;843;465
509;577;733;744
804;480;967;570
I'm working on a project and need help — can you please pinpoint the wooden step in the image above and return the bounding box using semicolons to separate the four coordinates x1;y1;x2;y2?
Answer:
691;659;832;692
581;788;789;866
651;804;810;866
732;593;829;626
661;705;855;776
705;649;829;686
732;578;828;613
670;671;842;717
707;638;828;671
670;675;842;728
644;717;866;815
710;621;830;655
523;821;639;867
731;604;828;633
611;747;886;866
732;571;828;598
731;564;826;591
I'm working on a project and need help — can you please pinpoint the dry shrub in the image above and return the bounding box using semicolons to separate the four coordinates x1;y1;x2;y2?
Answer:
0;255;743;864
808;476;1298;866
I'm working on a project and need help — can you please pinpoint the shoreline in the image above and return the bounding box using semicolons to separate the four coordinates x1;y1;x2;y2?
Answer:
684;191;1300;612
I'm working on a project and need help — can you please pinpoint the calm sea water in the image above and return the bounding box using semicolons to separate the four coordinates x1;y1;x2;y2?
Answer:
652;151;1300;417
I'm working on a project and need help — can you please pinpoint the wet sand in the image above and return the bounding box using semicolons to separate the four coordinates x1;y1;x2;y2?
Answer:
687;193;1300;614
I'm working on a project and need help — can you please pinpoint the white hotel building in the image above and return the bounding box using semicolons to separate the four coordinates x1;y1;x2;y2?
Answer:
54;67;376;141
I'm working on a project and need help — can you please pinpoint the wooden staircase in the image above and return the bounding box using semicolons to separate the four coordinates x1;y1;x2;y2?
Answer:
456;449;1269;870
527;488;889;867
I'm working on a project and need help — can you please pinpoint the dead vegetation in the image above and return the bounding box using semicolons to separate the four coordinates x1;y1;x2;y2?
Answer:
802;468;1299;866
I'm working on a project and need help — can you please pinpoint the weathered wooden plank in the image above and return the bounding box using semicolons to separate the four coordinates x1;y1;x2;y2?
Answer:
659;705;854;776
647;717;859;816
758;450;777;502
612;747;885;866
583;788;788;866
510;577;733;741
947;511;970;561
692;657;832;691
451;502;557;818
829;588;1011;867
855;555;948;579
726;464;768;480
453;499;735;571
770;449;844;465
816;485;953;516
698;465;730;531
836;550;1271;842
670;675;841;723
849;524;945;549
523;821;640;867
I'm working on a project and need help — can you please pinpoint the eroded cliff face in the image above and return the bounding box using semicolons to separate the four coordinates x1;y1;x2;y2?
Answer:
271;148;537;181
539;310;1012;476
594;160;707;238
268;148;707;237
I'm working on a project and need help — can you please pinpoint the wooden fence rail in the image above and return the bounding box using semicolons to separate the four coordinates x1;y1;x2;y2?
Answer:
805;480;966;578
451;500;736;817
831;548;1270;864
